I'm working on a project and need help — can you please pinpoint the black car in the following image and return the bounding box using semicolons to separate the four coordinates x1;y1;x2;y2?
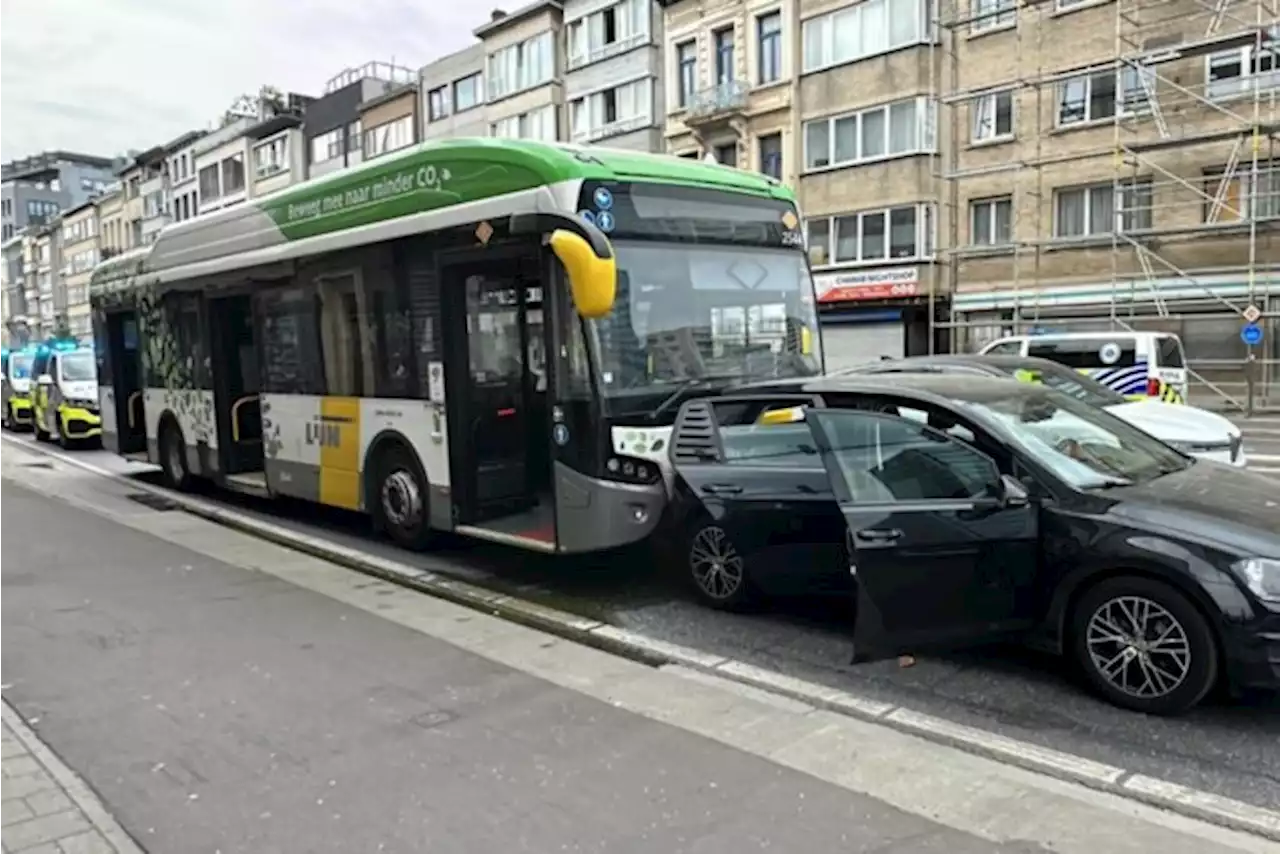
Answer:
664;374;1280;715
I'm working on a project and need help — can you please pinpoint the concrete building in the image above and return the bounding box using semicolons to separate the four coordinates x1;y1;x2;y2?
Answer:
478;3;565;141
247;111;307;198
194;90;314;214
421;44;490;140
938;0;1278;407
194;117;255;215
1;152;115;243
29;227;60;339
167;132;204;226
360;83;420;162
564;0;665;150
117;158;151;250
2;237;28;344
95;184;126;261
307;63;416;178
56;201;100;339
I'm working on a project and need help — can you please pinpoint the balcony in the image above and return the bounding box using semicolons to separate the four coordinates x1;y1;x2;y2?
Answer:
685;81;750;127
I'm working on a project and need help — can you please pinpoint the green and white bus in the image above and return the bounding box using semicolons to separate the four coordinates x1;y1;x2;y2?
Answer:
90;138;823;554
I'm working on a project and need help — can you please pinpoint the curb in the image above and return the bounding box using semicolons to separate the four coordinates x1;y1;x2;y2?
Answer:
5;434;1280;843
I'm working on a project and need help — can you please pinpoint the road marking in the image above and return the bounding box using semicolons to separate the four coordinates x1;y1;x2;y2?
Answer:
4;433;1280;844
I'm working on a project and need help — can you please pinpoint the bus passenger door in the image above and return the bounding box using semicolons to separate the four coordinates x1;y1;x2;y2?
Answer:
208;294;263;475
103;311;146;455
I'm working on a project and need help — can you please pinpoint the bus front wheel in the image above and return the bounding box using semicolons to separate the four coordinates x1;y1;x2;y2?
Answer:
159;421;192;491
370;443;434;551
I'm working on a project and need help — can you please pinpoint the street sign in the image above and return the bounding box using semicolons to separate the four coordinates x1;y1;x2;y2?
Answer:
1241;323;1263;346
1242;304;1262;324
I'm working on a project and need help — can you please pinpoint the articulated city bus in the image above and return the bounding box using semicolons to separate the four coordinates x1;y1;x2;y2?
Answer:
90;138;823;554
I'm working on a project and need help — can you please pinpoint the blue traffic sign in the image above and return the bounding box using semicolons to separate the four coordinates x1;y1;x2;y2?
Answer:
1241;323;1264;346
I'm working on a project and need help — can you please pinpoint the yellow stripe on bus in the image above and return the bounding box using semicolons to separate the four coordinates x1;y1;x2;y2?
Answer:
318;396;362;511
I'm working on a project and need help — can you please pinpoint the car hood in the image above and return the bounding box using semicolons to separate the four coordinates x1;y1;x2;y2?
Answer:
1103;462;1280;557
9;377;30;393
60;381;98;401
1106;399;1239;442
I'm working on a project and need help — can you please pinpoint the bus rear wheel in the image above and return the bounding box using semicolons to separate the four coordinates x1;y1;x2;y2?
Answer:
159;422;192;491
370;443;434;551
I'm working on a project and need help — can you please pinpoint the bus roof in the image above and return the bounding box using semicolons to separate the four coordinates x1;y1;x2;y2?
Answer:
91;138;796;294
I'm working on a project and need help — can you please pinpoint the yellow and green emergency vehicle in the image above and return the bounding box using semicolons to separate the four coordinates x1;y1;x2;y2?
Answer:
29;340;103;447
1;346;36;430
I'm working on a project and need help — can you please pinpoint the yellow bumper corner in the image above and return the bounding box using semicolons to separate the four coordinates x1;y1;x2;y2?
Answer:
58;406;102;440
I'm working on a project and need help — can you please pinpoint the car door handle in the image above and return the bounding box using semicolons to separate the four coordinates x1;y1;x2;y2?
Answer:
855;528;903;543
701;483;743;496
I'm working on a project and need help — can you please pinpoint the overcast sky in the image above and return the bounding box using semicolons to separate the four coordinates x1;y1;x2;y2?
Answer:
0;0;476;162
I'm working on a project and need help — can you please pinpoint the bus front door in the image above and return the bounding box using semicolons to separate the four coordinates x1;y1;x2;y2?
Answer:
443;250;555;545
208;294;264;478
105;311;147;455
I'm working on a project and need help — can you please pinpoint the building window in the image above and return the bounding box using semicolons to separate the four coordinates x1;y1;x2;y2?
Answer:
1054;180;1152;238
221;154;246;195
492;105;557;141
253;135;289;178
1206;27;1279;101
802;0;929;72
714;142;737;167
1202;161;1280;223
972;90;1013;142
971;0;1015;33
970;197;1013;245
758;133;782;179
428;86;450;121
348;121;363;154
454;73;484;111
488;31;554;101
1055;0;1092;8
365;115;416;158
571;79;651;142
198;163;221;200
310;128;344;164
757;12;782;84
806;203;934;265
677;40;697;107
714;27;735;84
567;0;649;68
1056;69;1149;126
804;97;936;170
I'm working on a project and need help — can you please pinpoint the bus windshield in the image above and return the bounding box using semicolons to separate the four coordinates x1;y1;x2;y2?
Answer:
9;352;33;379
595;241;821;395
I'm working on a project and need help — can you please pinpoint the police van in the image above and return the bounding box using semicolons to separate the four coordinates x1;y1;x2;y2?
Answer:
1;347;36;429
979;331;1189;404
29;341;102;447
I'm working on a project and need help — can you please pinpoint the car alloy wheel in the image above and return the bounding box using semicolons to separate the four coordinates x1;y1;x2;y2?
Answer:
688;525;745;603
1084;594;1192;700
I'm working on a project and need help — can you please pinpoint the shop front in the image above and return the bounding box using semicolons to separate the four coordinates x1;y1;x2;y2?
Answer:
814;265;945;371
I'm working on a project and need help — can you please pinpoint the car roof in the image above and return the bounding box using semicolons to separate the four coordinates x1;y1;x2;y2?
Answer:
732;372;1041;406
839;353;1076;374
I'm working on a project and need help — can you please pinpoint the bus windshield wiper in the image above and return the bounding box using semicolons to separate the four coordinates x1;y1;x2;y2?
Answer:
649;374;742;421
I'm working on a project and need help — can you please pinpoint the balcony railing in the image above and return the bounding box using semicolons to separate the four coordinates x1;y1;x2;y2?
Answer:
687;80;749;121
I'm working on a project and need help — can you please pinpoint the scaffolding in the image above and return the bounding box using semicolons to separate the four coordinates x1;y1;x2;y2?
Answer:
934;0;1279;412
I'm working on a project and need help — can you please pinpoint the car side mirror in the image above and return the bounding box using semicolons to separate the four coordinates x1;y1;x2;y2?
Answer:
997;473;1030;508
36;374;53;386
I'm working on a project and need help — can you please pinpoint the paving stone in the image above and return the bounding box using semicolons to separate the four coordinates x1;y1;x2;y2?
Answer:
2;758;41;779
53;832;115;854
0;801;33;827
0;773;57;800
24;791;72;819
0;812;90;852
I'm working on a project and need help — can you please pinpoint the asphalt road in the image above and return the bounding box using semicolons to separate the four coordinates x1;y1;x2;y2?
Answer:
4;480;1062;854
4;433;1279;818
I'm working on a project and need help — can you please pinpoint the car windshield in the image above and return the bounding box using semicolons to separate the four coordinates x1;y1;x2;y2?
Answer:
592;240;823;397
960;386;1190;488
1001;362;1125;407
59;352;95;382
9;353;32;379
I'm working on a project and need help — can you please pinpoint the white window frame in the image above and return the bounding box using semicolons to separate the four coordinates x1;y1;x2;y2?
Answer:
253;135;289;179
756;9;784;85
427;86;450;121
364;115;416;159
453;73;484;112
567;0;650;70
802;97;937;172
570;78;652;143
1202;161;1280;223
1053;179;1153;238
488;31;555;101
1205;28;1279;101
805;203;936;267
969;196;1013;246
801;0;931;74
971;0;1015;34
971;90;1014;142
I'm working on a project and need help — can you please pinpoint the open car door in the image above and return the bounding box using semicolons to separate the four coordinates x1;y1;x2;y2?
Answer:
801;406;1041;662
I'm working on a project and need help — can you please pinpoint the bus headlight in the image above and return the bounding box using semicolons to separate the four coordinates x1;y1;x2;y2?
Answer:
605;454;661;486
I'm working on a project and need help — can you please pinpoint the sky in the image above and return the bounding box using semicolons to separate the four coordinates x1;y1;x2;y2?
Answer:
0;0;477;162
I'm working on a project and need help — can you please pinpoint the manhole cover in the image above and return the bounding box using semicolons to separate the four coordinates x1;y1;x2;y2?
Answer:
125;492;180;512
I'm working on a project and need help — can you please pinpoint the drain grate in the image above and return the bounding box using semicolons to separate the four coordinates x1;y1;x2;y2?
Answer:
125;492;181;512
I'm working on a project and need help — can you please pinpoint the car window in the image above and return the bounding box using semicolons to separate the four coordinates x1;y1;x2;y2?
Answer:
1156;336;1185;368
1027;338;1137;370
1006;363;1124;407
720;423;822;467
983;340;1023;356
809;410;999;503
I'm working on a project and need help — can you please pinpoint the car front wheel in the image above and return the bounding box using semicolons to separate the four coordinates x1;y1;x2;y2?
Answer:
684;523;754;611
1070;576;1218;715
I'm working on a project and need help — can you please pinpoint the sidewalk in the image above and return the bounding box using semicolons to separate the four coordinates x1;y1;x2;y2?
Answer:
2;703;143;854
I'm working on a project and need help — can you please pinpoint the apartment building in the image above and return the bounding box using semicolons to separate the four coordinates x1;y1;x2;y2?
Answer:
1;152;115;243
194;117;256;215
57;201;100;338
2;237;25;344
479;4;565;141
248;111;307;197
940;0;1278;403
360;83;420;162
167;132;203;225
421;45;489;139
117;158;154;249
29;227;60;338
307;63;415;177
95;184;126;260
564;0;665;150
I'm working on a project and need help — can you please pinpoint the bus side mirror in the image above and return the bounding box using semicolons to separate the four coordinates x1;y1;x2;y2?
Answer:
550;229;616;320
